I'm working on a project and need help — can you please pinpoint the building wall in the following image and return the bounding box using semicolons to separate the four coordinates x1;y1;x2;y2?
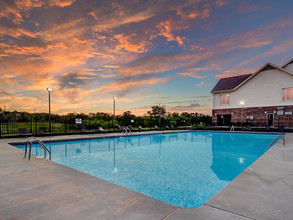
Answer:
213;68;293;109
212;105;293;127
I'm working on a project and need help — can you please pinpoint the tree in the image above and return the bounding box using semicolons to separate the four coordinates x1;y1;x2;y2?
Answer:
180;112;190;117
147;105;166;117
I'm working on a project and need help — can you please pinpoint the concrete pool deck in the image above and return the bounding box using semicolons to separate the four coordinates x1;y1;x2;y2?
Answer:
0;131;293;220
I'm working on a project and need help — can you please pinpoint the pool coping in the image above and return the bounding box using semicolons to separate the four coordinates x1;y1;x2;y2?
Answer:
1;131;293;219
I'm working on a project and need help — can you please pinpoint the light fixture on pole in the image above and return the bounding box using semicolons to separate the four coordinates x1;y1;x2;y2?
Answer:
159;104;162;128
47;88;53;133
113;96;117;130
240;101;244;128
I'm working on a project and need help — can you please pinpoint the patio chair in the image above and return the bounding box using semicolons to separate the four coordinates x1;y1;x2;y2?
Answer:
128;125;134;131
165;125;170;129
39;127;49;135
154;125;160;130
138;125;145;131
243;125;251;131
117;125;123;132
80;125;89;133
97;126;106;133
19;128;32;136
170;125;175;129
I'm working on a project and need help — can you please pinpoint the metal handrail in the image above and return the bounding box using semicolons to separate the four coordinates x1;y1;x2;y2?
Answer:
24;137;51;160
230;125;235;132
269;135;285;148
123;127;132;135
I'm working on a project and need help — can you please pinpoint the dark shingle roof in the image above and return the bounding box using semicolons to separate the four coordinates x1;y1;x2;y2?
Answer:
211;74;252;93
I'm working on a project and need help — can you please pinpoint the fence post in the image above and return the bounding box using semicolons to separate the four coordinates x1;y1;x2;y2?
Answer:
65;116;67;134
35;114;37;136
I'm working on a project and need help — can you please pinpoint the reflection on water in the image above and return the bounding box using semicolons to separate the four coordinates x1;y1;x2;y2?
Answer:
15;132;278;208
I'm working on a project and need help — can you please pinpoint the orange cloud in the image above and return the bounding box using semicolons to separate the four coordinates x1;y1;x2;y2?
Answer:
114;34;151;53
49;0;75;7
156;20;187;46
215;0;229;7
177;72;207;79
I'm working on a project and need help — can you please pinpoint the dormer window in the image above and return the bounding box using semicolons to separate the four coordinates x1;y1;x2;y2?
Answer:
282;88;293;101
220;94;229;105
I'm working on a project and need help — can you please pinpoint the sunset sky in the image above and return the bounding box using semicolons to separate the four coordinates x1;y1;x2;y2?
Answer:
1;0;293;116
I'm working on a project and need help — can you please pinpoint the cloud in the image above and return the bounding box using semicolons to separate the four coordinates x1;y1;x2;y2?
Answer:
177;72;207;79
96;77;171;97
196;82;210;87
215;0;229;7
117;53;194;76
169;103;200;111
0;91;12;96
58;69;98;89
113;33;151;53
156;97;175;100
0;0;75;24
156;6;210;46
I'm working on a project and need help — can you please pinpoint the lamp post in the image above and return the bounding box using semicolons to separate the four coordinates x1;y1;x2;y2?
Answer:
159;104;162;128
47;88;53;134
113;96;117;130
240;101;244;129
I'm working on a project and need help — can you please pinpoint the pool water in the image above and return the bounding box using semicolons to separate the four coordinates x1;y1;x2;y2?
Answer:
14;132;280;208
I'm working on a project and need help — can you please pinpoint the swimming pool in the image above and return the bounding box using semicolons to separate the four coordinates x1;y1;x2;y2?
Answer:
14;131;280;208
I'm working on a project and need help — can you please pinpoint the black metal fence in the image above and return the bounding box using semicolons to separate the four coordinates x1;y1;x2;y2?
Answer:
1;115;291;138
0;116;200;138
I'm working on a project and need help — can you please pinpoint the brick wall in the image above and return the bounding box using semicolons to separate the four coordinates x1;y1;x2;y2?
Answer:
212;105;293;127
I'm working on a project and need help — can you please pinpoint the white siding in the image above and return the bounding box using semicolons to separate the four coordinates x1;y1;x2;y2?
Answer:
284;63;293;72
213;69;293;109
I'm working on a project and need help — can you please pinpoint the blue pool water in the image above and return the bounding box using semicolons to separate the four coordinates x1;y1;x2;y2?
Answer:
14;132;280;208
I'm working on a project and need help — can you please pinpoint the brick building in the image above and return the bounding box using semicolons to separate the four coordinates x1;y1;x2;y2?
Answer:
211;58;293;127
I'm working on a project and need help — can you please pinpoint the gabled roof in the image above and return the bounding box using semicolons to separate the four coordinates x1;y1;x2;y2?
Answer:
211;61;293;94
211;74;252;93
282;58;293;68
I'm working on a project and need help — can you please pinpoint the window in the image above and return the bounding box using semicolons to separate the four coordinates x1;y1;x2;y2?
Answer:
219;94;229;105
282;88;293;101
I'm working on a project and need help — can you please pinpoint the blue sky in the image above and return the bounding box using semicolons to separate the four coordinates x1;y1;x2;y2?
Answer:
0;0;293;115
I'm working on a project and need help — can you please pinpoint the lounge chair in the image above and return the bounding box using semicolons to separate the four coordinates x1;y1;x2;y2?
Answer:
243;125;251;131
19;128;32;136
128;125;134;131
279;126;285;132
154;125;160;130
117;125;123;132
265;125;271;131
138;125;145;131
80;125;89;133
170;125;175;129
97;126;106;133
165;125;170;129
39;127;49;135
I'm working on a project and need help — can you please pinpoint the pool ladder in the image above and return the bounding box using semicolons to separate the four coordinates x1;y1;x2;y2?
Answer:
269;135;285;148
24;137;51;160
123;127;132;135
